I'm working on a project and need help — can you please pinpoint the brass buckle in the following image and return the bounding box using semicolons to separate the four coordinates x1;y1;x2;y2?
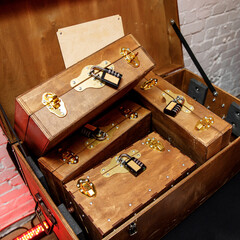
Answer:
42;92;67;117
145;137;165;152
195;116;214;131
77;178;96;197
120;47;140;68
141;78;158;90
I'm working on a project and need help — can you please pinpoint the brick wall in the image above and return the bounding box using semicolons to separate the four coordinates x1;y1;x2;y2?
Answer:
177;0;240;97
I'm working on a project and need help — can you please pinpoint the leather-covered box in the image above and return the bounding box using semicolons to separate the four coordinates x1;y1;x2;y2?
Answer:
14;34;154;156
64;132;196;240
38;99;151;204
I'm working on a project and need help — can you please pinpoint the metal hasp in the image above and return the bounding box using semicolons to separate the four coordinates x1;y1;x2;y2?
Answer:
195;116;214;131
120;47;140;68
119;106;138;119
129;222;138;236
170;19;218;97
141;78;158;90
77;178;96;198
42;92;67;117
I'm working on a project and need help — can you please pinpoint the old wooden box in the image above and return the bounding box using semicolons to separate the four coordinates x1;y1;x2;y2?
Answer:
64;132;196;240
1;0;240;240
134;72;232;164
14;34;154;156
38;99;151;204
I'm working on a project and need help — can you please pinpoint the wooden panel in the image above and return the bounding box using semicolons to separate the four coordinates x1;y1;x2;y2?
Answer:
134;71;232;164
12;144;79;240
65;132;196;239
38;100;151;203
0;0;182;124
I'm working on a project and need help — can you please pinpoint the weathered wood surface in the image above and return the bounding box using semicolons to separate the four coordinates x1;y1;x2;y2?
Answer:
39;100;151;203
65;132;196;239
134;71;232;164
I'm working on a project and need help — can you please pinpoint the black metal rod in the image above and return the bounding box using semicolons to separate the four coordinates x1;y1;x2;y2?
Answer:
170;19;218;96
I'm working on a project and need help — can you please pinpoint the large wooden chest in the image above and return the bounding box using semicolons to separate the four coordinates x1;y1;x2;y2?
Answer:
64;132;196;240
38;99;151;204
14;34;154;156
1;0;240;240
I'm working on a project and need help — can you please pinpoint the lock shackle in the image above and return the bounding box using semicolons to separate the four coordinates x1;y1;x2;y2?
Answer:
89;65;106;79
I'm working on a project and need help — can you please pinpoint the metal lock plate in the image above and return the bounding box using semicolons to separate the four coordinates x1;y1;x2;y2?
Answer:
120;47;140;68
195;116;214;131
162;90;194;114
101;149;141;177
76;178;96;197
140;78;158;90
145;137;165;152
42;92;67;117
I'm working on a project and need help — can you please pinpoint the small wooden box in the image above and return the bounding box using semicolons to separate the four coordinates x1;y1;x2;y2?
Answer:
38;99;151;203
14;34;154;156
65;132;196;239
134;72;232;164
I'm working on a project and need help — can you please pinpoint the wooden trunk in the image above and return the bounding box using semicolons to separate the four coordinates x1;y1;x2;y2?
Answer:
65;131;196;240
1;0;240;239
134;71;232;164
38;99;151;204
14;34;154;156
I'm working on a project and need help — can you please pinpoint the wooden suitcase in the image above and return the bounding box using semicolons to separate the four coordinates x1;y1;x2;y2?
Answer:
134;72;232;164
64;132;197;240
38;99;151;204
1;0;240;239
14;34;154;156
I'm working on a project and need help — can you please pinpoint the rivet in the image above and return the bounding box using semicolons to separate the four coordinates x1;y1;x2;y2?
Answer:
79;86;82;90
171;184;174;187
86;141;89;144
182;164;185;166
112;123;115;126
237;112;240;117
129;203;132;207
72;80;76;85
207;106;210;109
106;173;110;176
212;98;216;102
148;189;152;192
87;176;90;179
108;219;111;222
102;169;105;172
116;126;119;129
90;145;93;148
82;214;85;218
105;61;108;65
190;106;194;110
142;142;145;145
132;150;135;153
107;138;109;140
187;172;189;175
168;149;171;152
222;104;225;108
166;176;169;179
90;202;93;205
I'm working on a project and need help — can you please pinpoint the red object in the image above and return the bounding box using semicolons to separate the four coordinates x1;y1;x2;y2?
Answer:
13;221;49;240
0;126;35;232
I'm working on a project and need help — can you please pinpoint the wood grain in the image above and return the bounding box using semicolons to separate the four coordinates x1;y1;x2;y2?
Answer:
65;132;196;238
38;100;151;204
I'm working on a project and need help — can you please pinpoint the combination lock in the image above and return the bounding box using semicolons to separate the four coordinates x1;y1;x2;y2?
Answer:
164;96;185;117
89;66;122;89
118;153;146;177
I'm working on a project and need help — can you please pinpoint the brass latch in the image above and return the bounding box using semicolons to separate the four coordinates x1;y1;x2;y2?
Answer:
58;148;79;164
42;92;67;117
141;78;158;90
145;137;165;152
77;178;96;197
120;48;140;68
119;106;138;119
195;116;214;131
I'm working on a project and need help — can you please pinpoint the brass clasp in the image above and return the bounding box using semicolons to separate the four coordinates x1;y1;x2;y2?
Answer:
77;178;96;197
195;116;214;131
141;78;158;90
58;148;79;164
120;48;140;68
42;92;67;117
145;137;165;152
